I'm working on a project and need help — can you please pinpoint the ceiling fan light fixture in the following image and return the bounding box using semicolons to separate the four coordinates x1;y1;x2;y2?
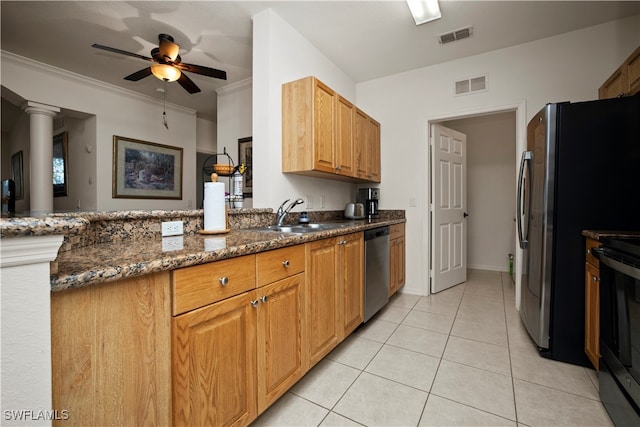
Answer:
151;63;181;82
406;0;441;25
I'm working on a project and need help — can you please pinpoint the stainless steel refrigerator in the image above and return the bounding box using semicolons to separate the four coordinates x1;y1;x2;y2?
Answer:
517;96;640;366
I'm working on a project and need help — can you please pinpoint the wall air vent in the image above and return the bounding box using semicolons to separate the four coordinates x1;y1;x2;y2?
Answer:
439;26;473;45
454;75;487;96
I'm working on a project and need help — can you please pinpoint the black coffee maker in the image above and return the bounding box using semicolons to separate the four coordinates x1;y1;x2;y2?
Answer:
357;188;380;219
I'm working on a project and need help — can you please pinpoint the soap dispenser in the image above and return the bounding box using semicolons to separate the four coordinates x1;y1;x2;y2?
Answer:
298;212;310;223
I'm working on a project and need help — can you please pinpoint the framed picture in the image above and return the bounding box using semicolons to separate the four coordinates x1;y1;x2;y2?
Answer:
53;132;69;197
11;151;23;200
238;136;252;197
112;136;183;199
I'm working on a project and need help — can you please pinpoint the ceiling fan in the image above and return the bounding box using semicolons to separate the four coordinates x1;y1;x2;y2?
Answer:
91;34;227;94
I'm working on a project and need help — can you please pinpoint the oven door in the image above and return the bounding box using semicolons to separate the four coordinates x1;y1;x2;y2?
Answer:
596;245;640;425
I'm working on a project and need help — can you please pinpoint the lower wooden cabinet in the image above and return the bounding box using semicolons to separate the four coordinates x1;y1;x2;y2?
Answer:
306;237;342;366
52;234;366;427
172;291;258;427
51;273;172;427
256;274;307;412
306;233;364;367
340;233;364;337
585;238;601;370
389;223;406;297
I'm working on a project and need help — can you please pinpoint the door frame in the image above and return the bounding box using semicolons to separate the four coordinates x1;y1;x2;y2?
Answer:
422;101;527;309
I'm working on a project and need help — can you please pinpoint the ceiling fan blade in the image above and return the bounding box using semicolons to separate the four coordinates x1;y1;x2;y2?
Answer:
92;43;153;62
177;73;201;94
175;62;227;80
124;67;152;81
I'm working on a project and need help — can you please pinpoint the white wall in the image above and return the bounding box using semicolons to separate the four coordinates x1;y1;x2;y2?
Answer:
442;112;517;272
52;115;98;212
356;15;640;295
1;51;199;212
252;9;360;212
216;78;253;201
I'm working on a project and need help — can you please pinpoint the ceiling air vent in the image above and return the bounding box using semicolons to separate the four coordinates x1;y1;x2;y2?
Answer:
454;75;487;96
439;26;473;45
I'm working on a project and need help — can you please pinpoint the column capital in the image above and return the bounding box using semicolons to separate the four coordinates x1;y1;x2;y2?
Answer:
22;100;60;117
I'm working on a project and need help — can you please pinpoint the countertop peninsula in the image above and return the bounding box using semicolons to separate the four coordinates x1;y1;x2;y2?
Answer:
1;208;405;292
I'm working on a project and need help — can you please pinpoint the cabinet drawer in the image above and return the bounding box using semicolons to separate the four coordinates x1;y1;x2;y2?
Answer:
586;238;600;269
389;223;405;240
256;246;304;287
172;255;256;315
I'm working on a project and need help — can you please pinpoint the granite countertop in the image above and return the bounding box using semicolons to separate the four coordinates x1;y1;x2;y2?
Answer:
2;209;405;292
49;217;404;292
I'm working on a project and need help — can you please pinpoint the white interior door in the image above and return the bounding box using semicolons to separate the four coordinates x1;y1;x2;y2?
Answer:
431;124;468;293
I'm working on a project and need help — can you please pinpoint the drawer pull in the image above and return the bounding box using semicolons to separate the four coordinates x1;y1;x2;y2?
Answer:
260;295;268;303
251;300;259;308
219;276;229;286
586;249;591;255
282;260;290;268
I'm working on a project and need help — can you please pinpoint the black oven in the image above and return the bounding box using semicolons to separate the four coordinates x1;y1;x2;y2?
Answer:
595;237;640;426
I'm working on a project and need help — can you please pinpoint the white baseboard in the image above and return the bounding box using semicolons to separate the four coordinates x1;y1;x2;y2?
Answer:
468;264;509;273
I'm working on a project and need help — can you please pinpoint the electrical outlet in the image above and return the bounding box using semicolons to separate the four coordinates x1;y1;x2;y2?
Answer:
320;195;326;208
161;220;183;237
409;197;417;207
162;236;184;252
305;195;314;209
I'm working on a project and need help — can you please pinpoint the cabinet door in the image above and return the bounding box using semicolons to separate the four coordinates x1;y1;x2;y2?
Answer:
354;108;369;180
306;238;341;366
585;262;600;370
340;233;364;337
313;80;336;173
256;273;307;412
625;46;640;96
336;95;355;177
173;292;257;427
599;66;627;99
390;238;400;297
367;117;381;182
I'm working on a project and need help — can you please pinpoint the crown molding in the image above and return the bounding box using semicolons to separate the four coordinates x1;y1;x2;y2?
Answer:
1;50;196;116
215;77;252;96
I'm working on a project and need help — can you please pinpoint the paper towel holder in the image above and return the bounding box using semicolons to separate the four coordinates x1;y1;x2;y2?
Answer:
199;173;231;235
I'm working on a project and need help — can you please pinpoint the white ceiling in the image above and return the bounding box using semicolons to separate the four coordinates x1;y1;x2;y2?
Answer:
2;1;639;122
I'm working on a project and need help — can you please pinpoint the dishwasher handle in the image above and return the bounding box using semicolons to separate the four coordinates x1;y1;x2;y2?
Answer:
364;226;390;240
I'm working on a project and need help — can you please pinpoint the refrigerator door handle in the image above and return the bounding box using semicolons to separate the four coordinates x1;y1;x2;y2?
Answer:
517;151;533;249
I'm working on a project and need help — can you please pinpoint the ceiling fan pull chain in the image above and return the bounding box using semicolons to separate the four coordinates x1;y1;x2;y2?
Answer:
162;82;169;130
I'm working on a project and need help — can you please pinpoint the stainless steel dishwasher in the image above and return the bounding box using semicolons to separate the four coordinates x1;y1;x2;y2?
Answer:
363;226;390;322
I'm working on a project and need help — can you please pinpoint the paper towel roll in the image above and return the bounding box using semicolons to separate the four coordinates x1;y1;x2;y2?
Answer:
203;182;226;231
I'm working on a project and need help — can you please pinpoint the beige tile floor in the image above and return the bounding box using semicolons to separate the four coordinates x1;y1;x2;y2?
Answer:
251;270;613;427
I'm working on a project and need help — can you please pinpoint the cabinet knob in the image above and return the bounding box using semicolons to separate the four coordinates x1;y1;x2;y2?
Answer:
593;276;599;282
586;249;591;255
250;300;259;308
219;276;229;286
282;260;290;268
338;240;347;245
260;295;268;304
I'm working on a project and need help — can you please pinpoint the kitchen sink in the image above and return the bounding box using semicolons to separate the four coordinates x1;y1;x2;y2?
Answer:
253;222;353;234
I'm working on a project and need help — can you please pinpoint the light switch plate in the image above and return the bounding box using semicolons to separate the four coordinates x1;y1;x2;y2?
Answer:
162;220;183;237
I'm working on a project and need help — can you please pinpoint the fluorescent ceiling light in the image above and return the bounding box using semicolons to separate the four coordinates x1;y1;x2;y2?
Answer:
406;0;442;25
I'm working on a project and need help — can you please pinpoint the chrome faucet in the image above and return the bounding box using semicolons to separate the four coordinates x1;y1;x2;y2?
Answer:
276;198;304;226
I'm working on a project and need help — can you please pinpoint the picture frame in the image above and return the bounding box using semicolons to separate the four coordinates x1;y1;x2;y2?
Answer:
53;132;69;197
238;136;252;197
11;151;23;200
112;136;183;199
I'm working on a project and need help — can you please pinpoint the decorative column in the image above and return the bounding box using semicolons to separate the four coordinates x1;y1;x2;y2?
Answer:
22;101;60;216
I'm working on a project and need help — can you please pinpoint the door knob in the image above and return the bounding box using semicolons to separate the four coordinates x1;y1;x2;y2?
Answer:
463;212;469;218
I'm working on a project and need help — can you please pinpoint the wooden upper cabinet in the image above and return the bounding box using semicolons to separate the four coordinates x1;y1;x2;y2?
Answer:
336;95;355;177
355;108;381;183
599;45;640;99
282;76;380;183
